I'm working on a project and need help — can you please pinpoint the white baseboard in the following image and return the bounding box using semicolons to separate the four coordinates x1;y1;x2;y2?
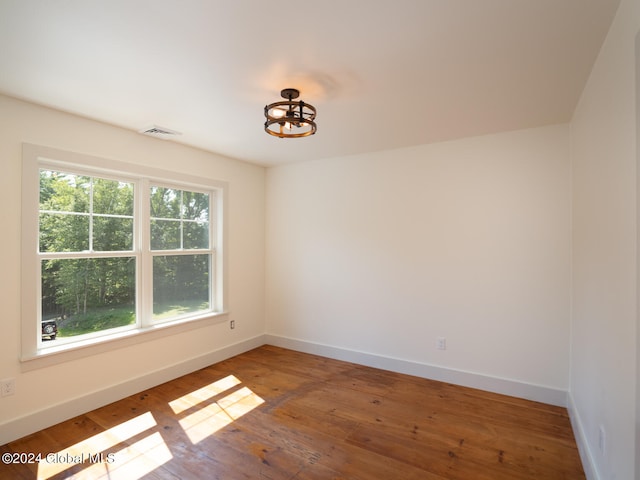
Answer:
264;334;568;407
1;333;571;448
0;334;266;446
567;392;599;480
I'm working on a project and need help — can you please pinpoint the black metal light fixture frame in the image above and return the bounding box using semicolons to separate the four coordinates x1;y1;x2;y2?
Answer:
264;88;317;138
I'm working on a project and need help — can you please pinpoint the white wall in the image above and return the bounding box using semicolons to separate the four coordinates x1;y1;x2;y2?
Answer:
570;0;639;477
0;94;266;444
266;124;571;397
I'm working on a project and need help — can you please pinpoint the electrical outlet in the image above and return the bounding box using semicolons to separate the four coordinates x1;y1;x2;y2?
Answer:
230;320;235;330
1;378;15;397
436;337;447;350
598;425;606;455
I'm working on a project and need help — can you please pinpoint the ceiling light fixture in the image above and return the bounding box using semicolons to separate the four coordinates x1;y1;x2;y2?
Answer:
264;88;317;138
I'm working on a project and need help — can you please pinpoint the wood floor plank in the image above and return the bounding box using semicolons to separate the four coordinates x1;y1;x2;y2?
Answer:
237;409;442;480
0;346;585;479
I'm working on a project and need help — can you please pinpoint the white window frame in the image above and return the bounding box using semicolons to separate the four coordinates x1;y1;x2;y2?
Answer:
21;144;228;368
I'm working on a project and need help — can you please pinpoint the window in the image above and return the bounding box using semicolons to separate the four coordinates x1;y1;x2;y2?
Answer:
149;186;213;320
22;145;227;361
39;171;137;339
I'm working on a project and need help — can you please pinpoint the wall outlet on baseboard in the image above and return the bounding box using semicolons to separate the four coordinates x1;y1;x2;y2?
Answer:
1;378;15;397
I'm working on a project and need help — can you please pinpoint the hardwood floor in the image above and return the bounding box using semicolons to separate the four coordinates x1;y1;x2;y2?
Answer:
1;345;585;479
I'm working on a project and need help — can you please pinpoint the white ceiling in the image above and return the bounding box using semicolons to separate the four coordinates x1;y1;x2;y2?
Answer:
0;0;620;166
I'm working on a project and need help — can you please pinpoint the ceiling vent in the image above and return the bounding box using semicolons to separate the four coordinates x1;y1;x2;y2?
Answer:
139;125;182;139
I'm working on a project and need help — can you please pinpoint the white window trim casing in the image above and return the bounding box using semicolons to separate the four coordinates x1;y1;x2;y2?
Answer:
21;144;229;369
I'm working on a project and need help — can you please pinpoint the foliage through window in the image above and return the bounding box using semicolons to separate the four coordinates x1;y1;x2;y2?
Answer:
39;171;137;339
149;186;214;320
27;153;225;353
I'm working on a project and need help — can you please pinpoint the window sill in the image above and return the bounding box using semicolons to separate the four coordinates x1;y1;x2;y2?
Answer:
20;311;229;372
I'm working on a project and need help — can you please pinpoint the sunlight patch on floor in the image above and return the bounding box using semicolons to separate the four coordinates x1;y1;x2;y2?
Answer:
58;432;172;480
36;412;171;480
175;378;265;444
169;374;241;415
36;374;264;478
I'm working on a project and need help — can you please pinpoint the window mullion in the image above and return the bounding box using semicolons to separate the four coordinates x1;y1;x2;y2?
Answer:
180;190;184;250
89;177;94;252
139;178;152;328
